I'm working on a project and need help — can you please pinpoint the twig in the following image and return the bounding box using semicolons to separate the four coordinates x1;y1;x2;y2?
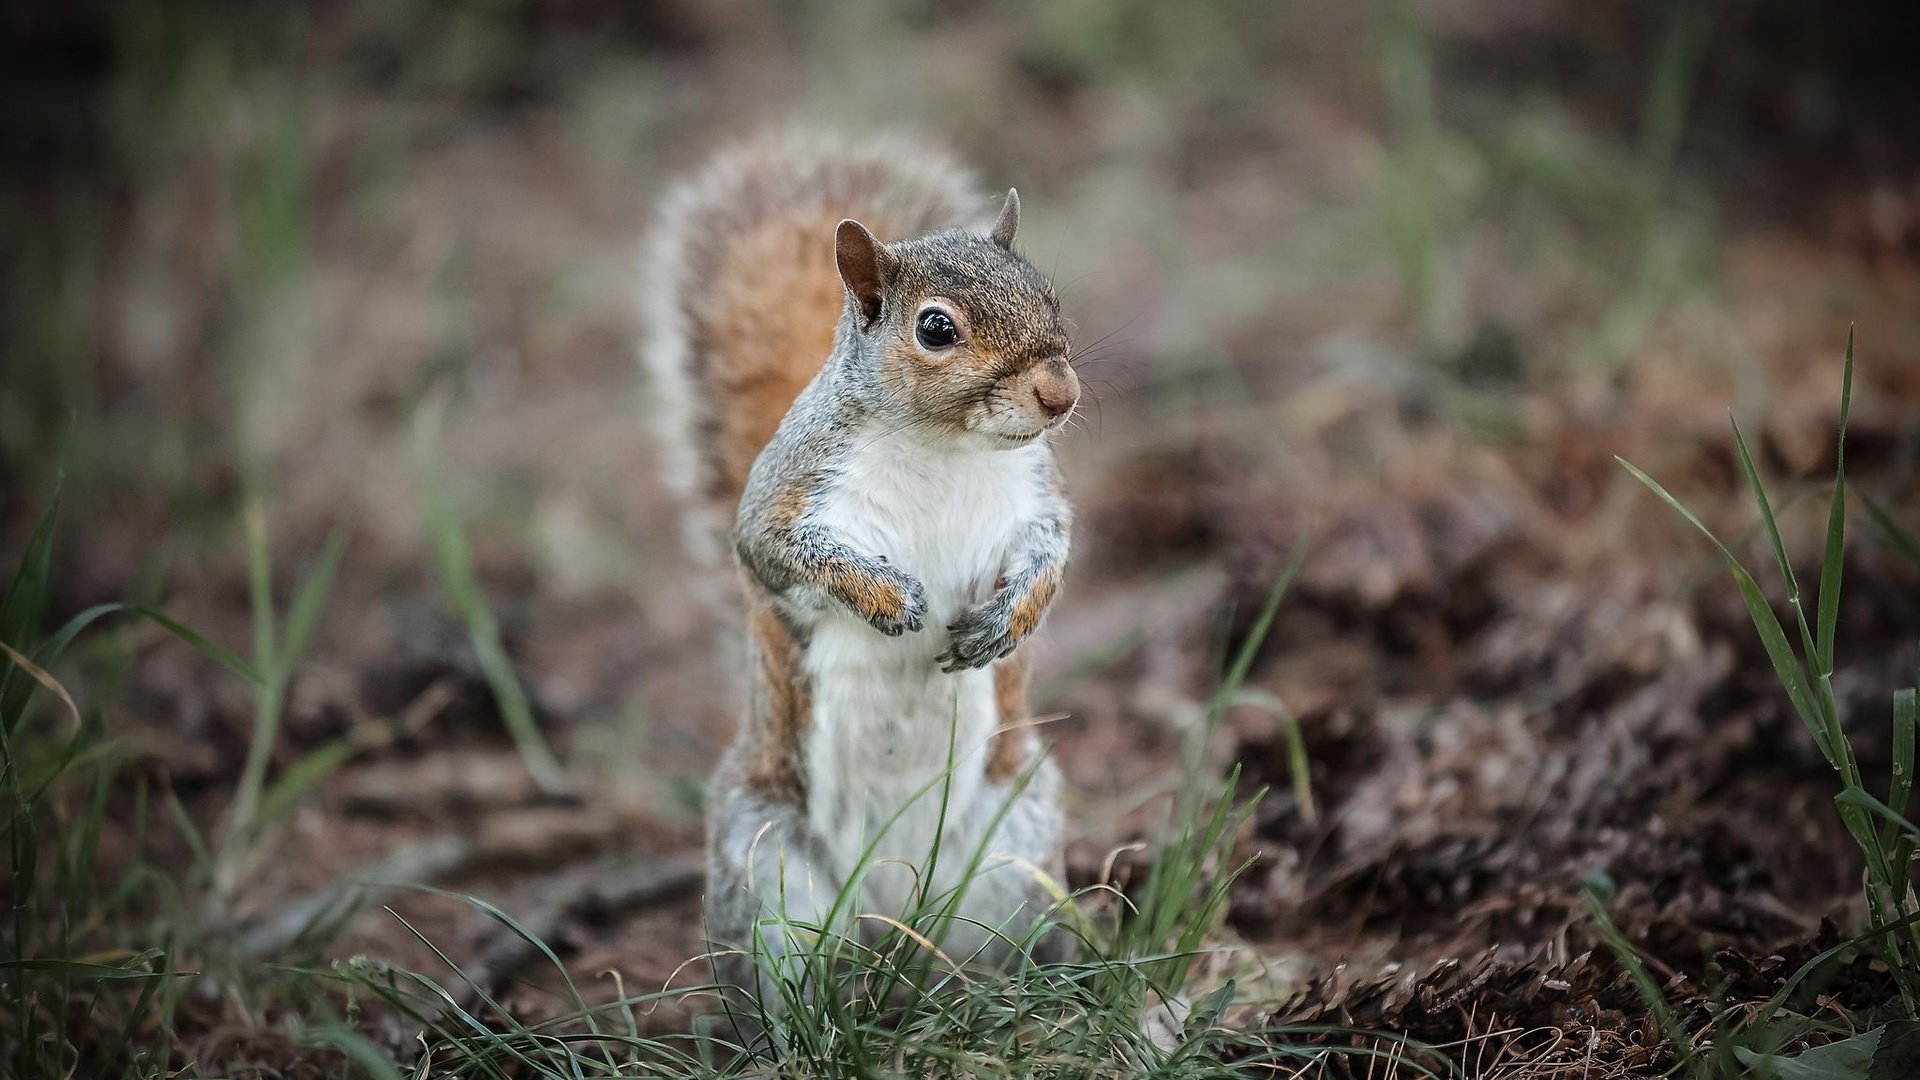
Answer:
454;853;705;1005
238;835;478;959
238;808;671;959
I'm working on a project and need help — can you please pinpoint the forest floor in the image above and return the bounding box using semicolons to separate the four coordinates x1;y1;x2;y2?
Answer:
5;3;1920;1076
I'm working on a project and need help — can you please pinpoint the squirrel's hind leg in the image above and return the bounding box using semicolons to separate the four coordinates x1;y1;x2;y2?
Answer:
955;757;1078;969
704;780;837;1046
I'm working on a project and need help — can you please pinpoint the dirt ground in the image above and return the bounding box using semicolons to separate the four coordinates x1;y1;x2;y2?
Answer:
5;2;1920;1075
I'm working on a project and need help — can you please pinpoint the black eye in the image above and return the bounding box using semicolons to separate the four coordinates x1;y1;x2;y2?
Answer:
915;309;959;349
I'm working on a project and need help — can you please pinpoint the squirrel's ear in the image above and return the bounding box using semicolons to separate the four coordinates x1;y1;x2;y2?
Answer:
835;219;893;329
990;188;1020;250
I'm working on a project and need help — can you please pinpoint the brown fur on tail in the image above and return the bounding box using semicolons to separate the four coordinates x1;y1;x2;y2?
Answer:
642;131;984;567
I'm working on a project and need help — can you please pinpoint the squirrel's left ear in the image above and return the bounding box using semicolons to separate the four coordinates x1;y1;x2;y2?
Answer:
991;188;1020;250
835;219;896;330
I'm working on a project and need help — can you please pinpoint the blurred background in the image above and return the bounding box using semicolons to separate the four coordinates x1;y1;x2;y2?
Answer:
3;0;1919;1072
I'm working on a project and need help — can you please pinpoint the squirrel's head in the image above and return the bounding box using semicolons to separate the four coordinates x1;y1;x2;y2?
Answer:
834;190;1079;448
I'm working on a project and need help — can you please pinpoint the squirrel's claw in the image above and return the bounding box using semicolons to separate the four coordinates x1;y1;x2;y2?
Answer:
938;602;1018;671
862;569;927;637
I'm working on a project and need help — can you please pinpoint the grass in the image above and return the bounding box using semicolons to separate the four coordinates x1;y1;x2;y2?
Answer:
1614;331;1920;1072
216;499;350;898
1;500;1443;1076
322;539;1450;1078
413;393;570;796
1368;0;1714;382
3;486;223;1079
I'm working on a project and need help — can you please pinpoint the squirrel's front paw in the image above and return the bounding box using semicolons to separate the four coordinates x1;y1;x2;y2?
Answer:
856;564;928;637
936;600;1018;672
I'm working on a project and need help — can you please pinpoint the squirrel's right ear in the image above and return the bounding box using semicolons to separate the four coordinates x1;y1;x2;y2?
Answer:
835;219;895;329
990;188;1020;250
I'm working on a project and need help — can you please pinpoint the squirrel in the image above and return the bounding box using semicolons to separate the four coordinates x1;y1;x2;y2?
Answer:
642;130;1081;1018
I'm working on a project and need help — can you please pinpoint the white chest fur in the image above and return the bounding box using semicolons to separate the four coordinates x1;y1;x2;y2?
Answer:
800;427;1043;911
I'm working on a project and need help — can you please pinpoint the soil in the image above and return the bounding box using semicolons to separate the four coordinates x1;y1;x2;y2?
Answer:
5;2;1920;1076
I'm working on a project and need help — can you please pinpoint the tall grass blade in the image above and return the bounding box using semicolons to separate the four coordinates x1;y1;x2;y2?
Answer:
0;479;59;650
1624;338;1920;1014
0;643;81;738
1585;884;1694;1071
1232;687;1317;821
245;496;278;679
386;911;519;1040
0;480;61;728
0;958;181;980
410;885;606;1041
1836;785;1920;845
1619;458;1829;758
1860;490;1920;570
1;712;39;979
297;1028;405;1080
413;398;566;795
130;605;265;686
1218;540;1309;711
1894;684;1916;869
1729;416;1819;667
164;788;213;878
35;602;263;686
1727;562;1829;762
102;964;165;1071
1815;329;1854;675
226;520;350;861
1616;458;1740;560
257;737;360;826
280;521;349;677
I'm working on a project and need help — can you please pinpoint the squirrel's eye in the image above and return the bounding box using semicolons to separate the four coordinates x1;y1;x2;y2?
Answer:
915;309;959;349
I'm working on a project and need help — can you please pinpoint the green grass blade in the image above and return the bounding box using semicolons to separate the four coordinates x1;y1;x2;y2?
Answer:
1622;457;1829;759
1;710;38;942
1728;562;1829;762
1860;489;1920;570
414;402;566;795
1730;416;1819;665
1232;687;1317;822
0;478;59;647
279;521;349;678
164;788;213;879
1835;785;1920;844
0;479;61;728
256;737;361;827
0;958;184;980
33;603;127;667
245;497;278;679
1217;539;1309;711
1617;457;1741;562
297;1028;404;1080
385;911;518;1040
17;600;265;729
1281;714;1317;822
224;522;351;858
1749;911;1920;1031
1585;884;1694;1070
1892;685;1916;868
1814;329;1854;675
123;606;264;685
101;962;165;1070
410;885;605;1041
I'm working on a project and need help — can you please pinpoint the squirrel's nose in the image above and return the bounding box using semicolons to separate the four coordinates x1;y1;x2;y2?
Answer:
1033;363;1079;419
1036;388;1075;419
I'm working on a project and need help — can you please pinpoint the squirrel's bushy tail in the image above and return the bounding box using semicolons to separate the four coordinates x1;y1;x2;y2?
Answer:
641;130;982;568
